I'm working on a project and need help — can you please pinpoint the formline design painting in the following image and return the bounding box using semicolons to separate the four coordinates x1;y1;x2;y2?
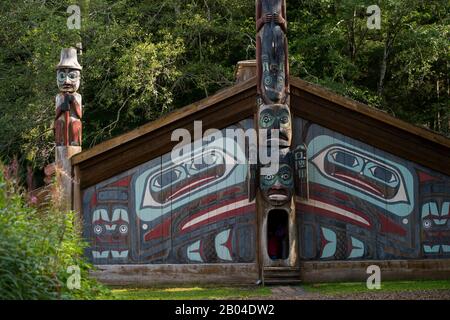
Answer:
294;117;450;261
83;120;257;264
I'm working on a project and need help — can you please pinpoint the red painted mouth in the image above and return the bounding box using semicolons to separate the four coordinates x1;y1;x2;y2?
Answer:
332;171;384;198
296;183;409;237
95;234;128;244
178;196;254;234
268;187;288;201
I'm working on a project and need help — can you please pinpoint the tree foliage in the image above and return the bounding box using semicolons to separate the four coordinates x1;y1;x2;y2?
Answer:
0;0;448;172
0;164;109;299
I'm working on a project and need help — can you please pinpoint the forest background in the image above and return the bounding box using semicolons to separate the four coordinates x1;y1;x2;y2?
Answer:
0;0;448;180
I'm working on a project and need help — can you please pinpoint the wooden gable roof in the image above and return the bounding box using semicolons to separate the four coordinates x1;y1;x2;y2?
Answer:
73;76;450;189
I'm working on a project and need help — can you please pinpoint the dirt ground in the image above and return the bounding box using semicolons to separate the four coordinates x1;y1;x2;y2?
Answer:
251;286;450;300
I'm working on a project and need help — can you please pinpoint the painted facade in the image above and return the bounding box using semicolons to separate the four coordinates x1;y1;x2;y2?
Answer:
294;117;450;261
83;119;257;264
82;116;450;266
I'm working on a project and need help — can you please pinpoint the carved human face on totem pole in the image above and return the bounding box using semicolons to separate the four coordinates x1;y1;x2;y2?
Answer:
57;69;80;93
256;0;294;207
258;103;292;147
56;47;82;93
260;150;294;206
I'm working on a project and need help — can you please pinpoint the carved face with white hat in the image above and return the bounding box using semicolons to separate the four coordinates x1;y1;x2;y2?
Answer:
56;48;82;93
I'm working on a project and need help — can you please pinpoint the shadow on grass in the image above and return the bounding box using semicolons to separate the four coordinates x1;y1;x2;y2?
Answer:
106;286;272;300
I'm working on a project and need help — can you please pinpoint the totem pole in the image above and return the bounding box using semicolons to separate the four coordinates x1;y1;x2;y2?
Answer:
54;48;83;210
256;0;299;268
55;48;82;147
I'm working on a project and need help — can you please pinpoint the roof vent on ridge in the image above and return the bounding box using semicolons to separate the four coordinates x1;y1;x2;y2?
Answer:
235;60;256;83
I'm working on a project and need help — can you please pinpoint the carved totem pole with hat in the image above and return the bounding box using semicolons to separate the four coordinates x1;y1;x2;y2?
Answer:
55;48;82;147
54;48;83;211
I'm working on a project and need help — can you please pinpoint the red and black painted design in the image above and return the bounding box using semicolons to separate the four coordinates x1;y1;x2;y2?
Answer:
294;118;450;261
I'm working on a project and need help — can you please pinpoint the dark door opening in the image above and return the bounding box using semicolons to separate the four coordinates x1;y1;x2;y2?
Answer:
267;210;289;260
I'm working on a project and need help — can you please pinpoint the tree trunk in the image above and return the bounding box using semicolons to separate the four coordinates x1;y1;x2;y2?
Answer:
378;45;388;96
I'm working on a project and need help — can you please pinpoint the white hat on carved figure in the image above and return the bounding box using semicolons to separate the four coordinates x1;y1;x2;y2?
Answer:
56;48;82;70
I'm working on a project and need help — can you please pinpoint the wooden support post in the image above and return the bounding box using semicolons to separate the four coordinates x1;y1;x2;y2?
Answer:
73;164;81;214
55;146;81;211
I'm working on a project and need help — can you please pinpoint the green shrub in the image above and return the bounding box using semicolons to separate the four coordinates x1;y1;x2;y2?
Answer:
0;164;110;300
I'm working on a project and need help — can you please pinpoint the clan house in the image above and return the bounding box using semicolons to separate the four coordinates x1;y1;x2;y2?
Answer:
53;0;450;285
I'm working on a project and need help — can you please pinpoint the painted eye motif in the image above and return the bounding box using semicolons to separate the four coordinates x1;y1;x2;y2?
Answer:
186;152;224;176
278;109;291;124
279;166;293;185
423;219;432;229
331;151;359;168
261;114;273;126
153;168;182;188
369;166;397;183
190;162;209;172
152;178;161;188
93;225;103;235
262;174;276;188
204;153;217;165
68;72;78;80
260;109;276;128
262;115;271;123
281;166;292;180
119;225;128;234
58;72;66;81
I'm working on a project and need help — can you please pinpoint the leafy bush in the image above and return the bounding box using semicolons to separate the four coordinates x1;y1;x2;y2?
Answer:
0;164;110;300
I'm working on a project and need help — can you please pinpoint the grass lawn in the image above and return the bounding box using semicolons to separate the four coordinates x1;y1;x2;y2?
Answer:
108;286;272;300
303;280;450;295
103;280;450;300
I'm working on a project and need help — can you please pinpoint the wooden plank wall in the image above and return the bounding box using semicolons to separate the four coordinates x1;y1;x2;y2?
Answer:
300;259;450;283
90;264;259;286
293;116;450;261
81;119;258;266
